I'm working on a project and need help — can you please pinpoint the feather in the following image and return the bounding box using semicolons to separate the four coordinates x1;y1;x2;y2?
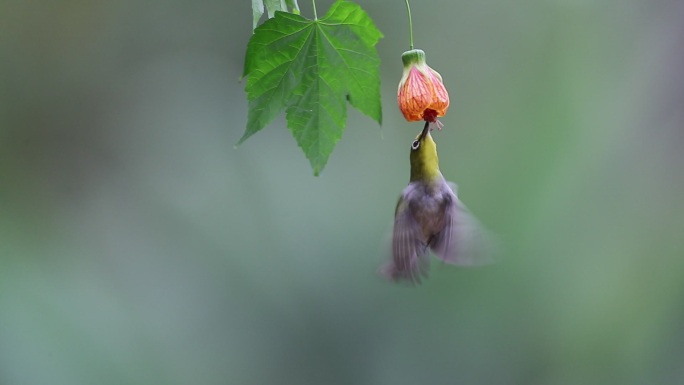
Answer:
384;195;430;284
429;183;499;266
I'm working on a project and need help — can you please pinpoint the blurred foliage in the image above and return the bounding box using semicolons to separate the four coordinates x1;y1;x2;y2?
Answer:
1;0;684;384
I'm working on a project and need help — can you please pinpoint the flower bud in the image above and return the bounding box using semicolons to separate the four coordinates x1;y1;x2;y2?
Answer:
397;49;449;123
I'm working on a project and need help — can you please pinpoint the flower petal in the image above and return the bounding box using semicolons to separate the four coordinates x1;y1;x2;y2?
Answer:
427;68;449;117
397;50;451;122
398;66;432;121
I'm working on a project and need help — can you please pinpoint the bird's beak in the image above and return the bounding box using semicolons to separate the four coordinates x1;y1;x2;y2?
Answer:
417;121;430;142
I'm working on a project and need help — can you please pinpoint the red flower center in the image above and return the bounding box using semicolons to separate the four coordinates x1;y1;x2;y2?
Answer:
423;108;438;123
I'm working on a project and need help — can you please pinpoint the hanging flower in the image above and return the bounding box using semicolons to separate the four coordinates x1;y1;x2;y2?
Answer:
397;49;449;127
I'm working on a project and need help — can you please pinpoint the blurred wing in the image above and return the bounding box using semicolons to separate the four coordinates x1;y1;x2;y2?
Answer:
430;184;499;266
381;197;429;284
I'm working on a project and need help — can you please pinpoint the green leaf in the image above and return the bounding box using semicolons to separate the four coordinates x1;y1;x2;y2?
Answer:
264;0;286;18
285;0;300;14
251;0;265;30
241;0;383;175
251;0;300;31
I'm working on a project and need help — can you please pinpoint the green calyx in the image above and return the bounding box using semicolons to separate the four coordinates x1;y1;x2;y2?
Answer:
401;49;426;68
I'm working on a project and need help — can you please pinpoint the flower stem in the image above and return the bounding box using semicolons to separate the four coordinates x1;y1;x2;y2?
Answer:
404;0;414;49
312;0;318;19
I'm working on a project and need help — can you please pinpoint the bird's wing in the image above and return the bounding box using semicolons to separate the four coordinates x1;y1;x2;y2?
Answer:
430;183;499;266
382;195;430;284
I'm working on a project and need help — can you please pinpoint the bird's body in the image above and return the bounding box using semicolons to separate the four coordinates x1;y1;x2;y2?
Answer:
397;179;451;245
383;123;494;283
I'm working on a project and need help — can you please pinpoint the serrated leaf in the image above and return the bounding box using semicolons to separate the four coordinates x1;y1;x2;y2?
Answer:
241;0;383;175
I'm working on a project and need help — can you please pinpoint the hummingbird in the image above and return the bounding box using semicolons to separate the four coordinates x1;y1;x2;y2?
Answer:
382;122;496;284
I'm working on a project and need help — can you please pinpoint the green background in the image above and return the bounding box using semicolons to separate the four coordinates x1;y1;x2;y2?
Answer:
2;0;683;384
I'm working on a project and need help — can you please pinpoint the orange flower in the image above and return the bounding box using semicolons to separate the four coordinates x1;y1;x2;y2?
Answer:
397;49;449;124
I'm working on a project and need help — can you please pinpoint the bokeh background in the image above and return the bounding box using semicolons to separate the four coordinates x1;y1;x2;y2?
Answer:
2;0;684;384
